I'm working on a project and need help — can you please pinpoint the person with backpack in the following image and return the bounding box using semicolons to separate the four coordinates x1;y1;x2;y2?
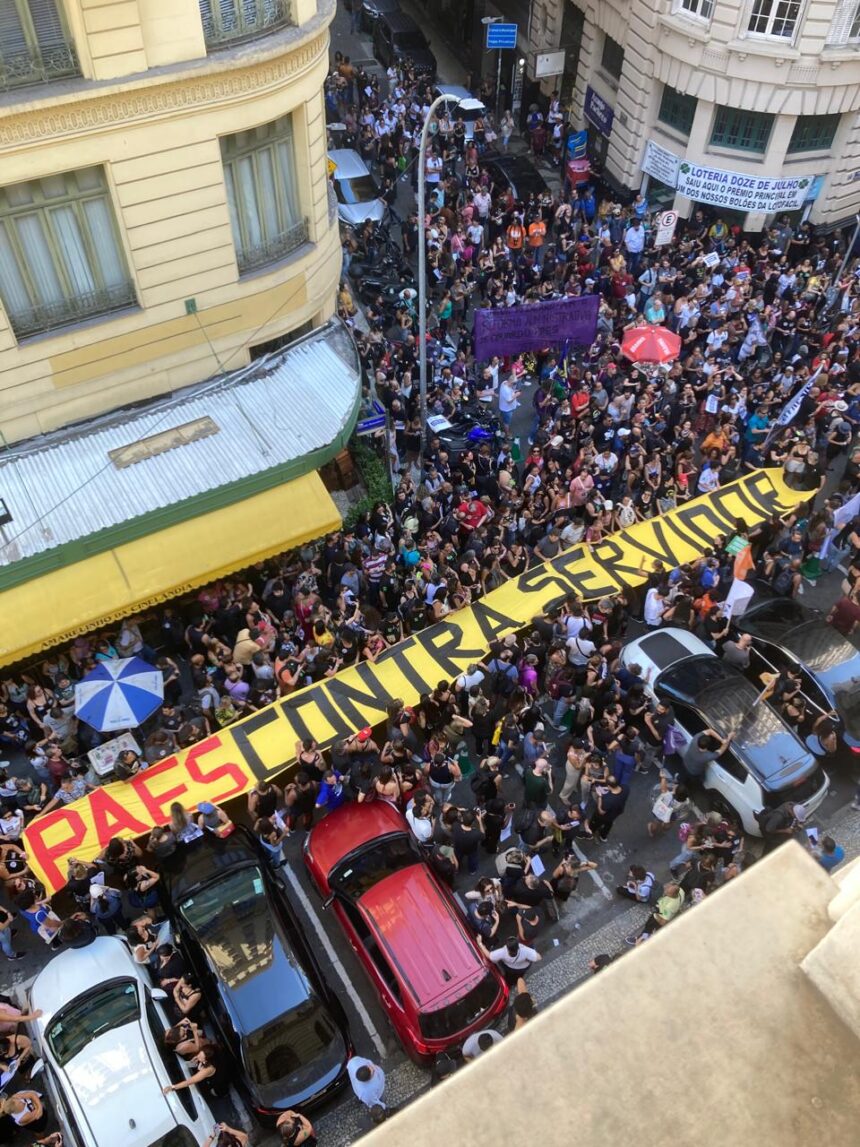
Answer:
483;651;519;698
616;865;656;903
470;757;502;806
770;555;802;597
755;801;806;853
626;884;686;945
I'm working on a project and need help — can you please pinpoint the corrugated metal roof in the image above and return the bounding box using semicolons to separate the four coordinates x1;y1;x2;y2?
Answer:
0;319;361;568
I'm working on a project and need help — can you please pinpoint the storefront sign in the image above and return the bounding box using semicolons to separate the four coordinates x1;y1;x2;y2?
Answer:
535;49;565;78
676;162;814;213
642;140;680;188
23;469;803;895
474;296;599;360
584;86;614;137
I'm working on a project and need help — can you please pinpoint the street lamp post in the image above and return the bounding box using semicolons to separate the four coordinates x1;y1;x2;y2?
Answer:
417;93;460;477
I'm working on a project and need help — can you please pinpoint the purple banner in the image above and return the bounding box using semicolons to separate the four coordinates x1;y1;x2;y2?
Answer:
474;295;600;361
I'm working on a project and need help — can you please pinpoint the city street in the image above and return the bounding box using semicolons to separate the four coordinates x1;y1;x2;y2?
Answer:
1;4;859;1147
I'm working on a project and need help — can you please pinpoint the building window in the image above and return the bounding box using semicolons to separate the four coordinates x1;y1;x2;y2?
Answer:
826;0;860;43
600;35;624;81
787;113;840;154
674;0;714;21
221;115;307;274
0;0;79;90
710;106;774;153
658;85;698;136
198;0;293;48
747;0;802;39
0;168;135;340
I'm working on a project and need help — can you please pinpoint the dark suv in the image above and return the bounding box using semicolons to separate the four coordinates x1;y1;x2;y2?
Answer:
372;11;437;77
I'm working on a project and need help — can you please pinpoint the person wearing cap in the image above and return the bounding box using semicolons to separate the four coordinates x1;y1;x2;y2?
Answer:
89;881;127;935
196;800;234;839
343;727;379;756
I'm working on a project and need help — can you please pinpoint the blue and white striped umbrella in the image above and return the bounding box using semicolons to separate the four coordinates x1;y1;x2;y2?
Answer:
74;657;164;732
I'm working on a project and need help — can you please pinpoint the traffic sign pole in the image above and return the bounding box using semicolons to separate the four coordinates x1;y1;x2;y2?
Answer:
485;22;518;114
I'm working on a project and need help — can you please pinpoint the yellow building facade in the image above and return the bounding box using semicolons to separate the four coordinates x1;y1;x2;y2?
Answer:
0;0;340;444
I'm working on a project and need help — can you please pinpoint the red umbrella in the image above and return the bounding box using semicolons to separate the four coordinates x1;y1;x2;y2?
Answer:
620;325;682;365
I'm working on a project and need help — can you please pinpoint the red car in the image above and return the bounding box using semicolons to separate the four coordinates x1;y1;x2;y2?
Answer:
303;802;508;1062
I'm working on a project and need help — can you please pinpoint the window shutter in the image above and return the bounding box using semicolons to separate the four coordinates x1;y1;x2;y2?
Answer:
827;0;857;43
220;0;239;33
198;0;215;38
27;0;67;50
0;1;28;59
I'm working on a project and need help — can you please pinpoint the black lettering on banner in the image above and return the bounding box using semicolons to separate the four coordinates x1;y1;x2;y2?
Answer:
414;620;483;678
327;661;399;729
472;600;520;644
587;538;648;589
387;641;436;696
553;546;619;599
641;515;702;561
279;687;348;750
743;470;788;516
675;500;736;545
514;562;578;607
710;483;763;531
231;707;284;782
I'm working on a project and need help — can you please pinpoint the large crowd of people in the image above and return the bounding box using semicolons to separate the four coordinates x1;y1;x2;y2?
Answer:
0;51;858;1147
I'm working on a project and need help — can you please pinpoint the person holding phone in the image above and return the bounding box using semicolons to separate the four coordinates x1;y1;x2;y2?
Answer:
203;1124;248;1147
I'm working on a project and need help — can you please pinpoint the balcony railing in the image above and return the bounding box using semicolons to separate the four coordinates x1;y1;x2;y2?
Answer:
237;217;309;273
10;281;137;340
199;0;294;50
0;42;79;91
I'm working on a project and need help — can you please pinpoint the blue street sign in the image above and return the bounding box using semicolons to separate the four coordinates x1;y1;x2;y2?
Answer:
357;399;386;436
486;22;518;49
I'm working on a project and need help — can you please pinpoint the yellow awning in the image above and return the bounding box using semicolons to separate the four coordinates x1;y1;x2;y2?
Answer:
0;471;341;667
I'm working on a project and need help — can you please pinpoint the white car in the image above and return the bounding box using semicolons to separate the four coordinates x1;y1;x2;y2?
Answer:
29;937;218;1147
620;627;829;835
433;86;487;141
328;149;385;227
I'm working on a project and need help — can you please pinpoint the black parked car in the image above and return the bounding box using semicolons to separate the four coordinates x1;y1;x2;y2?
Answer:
343;0;401;30
372;11;436;77
481;154;549;202
161;830;350;1121
734;596;860;754
360;0;401;31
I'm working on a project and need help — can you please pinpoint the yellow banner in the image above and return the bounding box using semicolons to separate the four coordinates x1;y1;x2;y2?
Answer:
24;469;802;894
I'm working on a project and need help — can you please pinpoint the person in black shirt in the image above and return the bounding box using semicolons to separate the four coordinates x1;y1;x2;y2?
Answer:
452;810;484;875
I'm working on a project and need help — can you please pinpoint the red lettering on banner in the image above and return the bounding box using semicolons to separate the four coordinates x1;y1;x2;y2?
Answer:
91;789;151;849
25;809;87;892
130;756;190;825
185;735;249;802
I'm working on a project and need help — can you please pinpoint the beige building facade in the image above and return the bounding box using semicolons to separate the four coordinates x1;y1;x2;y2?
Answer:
0;0;340;444
523;0;860;230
